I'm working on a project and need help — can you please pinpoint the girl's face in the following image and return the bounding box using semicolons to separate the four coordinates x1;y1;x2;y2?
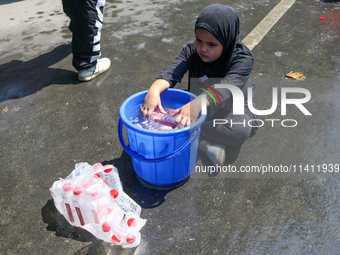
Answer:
195;28;223;63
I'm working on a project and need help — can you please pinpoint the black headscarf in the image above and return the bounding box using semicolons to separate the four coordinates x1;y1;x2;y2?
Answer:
189;4;254;79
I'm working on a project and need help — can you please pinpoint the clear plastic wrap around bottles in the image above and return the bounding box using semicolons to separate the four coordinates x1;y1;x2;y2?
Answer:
131;108;180;131
49;162;146;248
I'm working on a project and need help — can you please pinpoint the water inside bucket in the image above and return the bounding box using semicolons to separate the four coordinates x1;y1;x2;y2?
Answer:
129;101;186;131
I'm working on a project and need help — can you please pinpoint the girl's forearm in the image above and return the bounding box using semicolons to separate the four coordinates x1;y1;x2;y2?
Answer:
195;95;210;108
149;79;171;94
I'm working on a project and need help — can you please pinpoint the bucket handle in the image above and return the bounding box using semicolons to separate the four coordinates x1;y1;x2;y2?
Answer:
118;118;200;163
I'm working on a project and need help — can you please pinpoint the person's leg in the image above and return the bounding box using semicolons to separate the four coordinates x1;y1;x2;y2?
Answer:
62;0;77;32
72;0;111;80
72;0;104;70
198;139;226;166
199;111;253;165
200;112;253;146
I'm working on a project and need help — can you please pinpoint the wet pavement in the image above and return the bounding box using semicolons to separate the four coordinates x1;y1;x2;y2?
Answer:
1;0;340;254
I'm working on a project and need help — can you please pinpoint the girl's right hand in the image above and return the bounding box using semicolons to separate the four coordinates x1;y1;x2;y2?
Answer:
140;79;170;118
140;90;166;118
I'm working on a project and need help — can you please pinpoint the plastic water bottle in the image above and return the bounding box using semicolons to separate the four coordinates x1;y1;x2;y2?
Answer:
80;178;92;189
124;212;139;228
71;162;93;178
80;171;105;189
73;186;87;226
151;108;179;128
87;188;101;224
49;162;147;247
130;108;180;131
125;232;140;246
101;222;139;247
110;189;141;216
88;188;111;224
62;182;75;223
111;232;123;245
100;220;124;245
101;165;123;192
50;181;64;214
101;211;140;237
93;162;103;170
87;187;124;225
101;220;124;236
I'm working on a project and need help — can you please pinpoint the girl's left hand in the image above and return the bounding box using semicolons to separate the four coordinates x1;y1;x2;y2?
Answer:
172;96;203;128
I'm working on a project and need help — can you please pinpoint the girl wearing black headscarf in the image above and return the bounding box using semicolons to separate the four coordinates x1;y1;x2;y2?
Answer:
140;4;257;166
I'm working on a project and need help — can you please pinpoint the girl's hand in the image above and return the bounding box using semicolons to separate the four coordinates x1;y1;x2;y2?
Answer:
172;96;204;128
140;79;170;118
140;90;166;118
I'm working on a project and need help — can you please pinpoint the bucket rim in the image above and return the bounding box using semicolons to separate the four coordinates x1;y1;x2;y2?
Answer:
119;88;206;135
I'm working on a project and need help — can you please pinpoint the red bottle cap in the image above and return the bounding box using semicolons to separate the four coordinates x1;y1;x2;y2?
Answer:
110;189;119;199
104;167;113;173
93;162;103;169
88;188;98;197
102;222;111;232
126;233;136;243
63;183;73;192
93;173;101;179
73;186;83;195
111;234;121;244
127;218;137;227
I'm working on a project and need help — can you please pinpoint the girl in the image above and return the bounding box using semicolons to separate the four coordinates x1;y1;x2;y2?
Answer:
140;4;257;166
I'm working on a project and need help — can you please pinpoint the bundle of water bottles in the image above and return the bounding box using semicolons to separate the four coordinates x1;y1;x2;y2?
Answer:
130;107;180;130
49;162;146;248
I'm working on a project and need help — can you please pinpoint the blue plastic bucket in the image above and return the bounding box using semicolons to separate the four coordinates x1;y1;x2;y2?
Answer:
118;88;206;186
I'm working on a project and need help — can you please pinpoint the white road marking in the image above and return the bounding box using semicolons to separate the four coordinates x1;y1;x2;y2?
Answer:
243;0;296;50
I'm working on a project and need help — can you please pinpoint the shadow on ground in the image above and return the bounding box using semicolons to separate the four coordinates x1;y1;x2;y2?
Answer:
102;150;187;209
41;200;132;255
41;199;96;242
0;44;80;103
0;0;24;5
